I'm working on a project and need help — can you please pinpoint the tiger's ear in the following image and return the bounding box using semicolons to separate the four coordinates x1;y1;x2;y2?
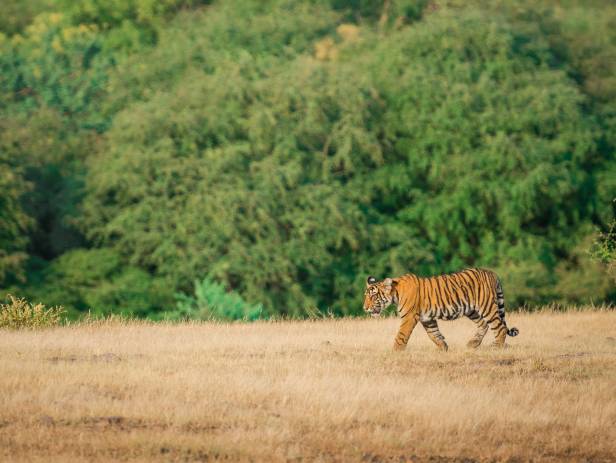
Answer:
383;278;396;292
366;276;377;285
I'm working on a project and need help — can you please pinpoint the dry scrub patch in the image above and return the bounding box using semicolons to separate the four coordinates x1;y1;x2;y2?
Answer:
1;310;615;462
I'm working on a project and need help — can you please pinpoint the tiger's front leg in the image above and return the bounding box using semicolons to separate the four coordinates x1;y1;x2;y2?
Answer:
420;319;449;351
393;311;419;351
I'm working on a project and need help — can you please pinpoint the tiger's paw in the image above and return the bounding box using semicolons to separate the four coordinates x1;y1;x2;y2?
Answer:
466;339;482;349
438;343;449;352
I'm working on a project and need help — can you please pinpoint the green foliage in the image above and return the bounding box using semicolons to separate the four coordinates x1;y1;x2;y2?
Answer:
14;249;173;318
2;0;615;318
0;0;54;36
81;5;615;315
169;278;263;321
591;216;616;283
321;0;429;24
99;0;341;117
56;0;205;27
0;13;112;125
0;294;65;329
54;0;212;51
82;58;373;314
0;152;32;286
503;230;615;307
357;10;612;307
0;109;91;259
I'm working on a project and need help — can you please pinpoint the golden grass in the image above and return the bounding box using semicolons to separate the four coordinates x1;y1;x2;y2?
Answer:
1;309;615;462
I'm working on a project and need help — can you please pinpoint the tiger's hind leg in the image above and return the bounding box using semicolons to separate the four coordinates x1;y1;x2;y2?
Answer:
466;309;488;349
420;319;448;351
485;305;508;347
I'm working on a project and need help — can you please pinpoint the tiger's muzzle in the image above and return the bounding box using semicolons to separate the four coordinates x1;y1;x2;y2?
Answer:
364;304;383;318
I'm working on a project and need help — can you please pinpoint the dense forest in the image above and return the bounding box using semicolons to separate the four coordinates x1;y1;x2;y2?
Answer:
1;0;615;319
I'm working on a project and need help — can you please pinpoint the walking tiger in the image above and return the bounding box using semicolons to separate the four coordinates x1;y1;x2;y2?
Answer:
363;268;519;351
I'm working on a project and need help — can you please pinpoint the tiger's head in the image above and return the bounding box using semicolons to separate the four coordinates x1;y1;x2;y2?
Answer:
363;276;397;317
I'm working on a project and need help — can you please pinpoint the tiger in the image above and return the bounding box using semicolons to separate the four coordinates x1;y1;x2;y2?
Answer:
363;268;519;351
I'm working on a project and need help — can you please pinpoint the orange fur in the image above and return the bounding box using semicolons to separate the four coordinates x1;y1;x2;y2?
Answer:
363;268;519;351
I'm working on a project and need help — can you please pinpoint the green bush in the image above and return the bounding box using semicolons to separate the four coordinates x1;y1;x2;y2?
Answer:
55;0;212;52
0;0;54;36
14;249;173;318
55;0;211;30
591;215;616;283
0;151;32;286
324;0;429;25
169;278;263;321
0;13;112;124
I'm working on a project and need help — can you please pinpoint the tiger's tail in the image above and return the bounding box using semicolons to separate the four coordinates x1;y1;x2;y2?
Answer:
496;278;519;337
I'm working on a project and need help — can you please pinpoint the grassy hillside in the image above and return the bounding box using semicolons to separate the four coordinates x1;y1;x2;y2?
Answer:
1;309;615;461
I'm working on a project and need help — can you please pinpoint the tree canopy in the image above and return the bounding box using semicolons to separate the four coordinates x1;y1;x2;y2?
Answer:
1;0;615;318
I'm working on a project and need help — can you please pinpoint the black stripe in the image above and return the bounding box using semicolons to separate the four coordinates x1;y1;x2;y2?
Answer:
478;272;491;310
444;275;463;307
435;277;450;309
412;275;421;310
425;281;434;312
452;277;472;307
459;271;477;304
418;278;425;313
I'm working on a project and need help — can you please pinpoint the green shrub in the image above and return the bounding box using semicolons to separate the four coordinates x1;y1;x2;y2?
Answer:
54;0;212;49
169;278;263;321
591;217;616;283
56;0;211;30
13;249;173;318
0;0;54;35
0;152;32;286
324;0;429;25
3;13;112;124
0;294;65;329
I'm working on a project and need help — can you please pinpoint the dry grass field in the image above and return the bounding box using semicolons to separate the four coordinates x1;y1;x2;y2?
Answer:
1;309;615;462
